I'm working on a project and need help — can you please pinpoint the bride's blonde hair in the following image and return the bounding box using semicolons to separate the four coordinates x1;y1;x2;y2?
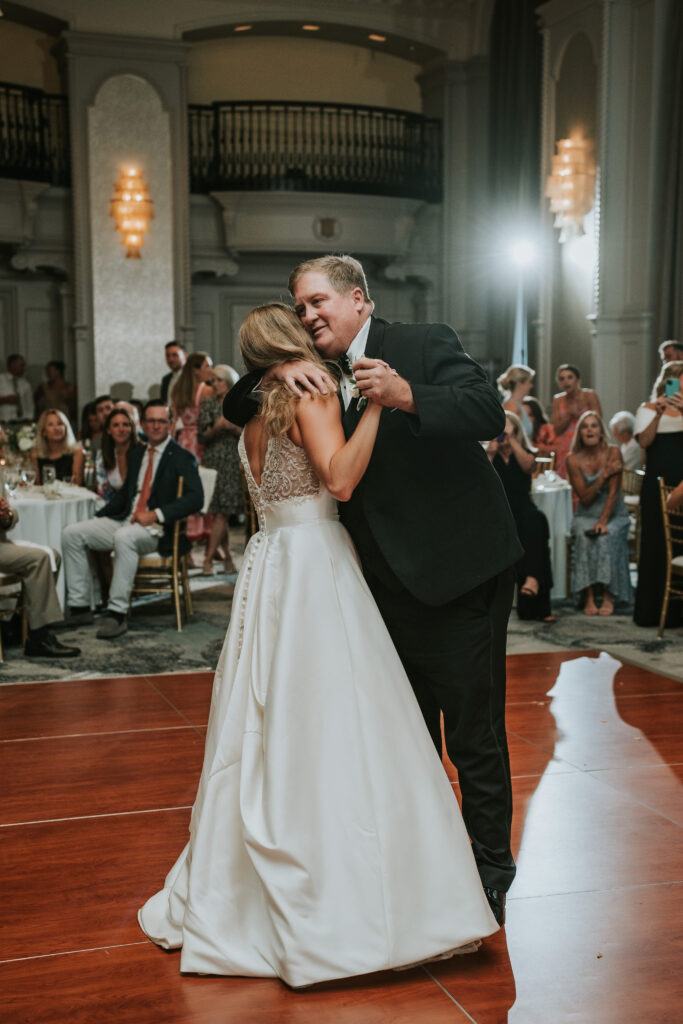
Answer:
239;303;338;438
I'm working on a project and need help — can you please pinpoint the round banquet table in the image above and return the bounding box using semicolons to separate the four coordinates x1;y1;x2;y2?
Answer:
531;477;573;600
10;485;97;607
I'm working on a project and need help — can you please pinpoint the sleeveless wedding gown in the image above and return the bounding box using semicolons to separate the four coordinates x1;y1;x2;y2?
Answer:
138;434;498;987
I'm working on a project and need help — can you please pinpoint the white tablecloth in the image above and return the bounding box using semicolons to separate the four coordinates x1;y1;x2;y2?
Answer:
10;485;97;607
531;479;573;599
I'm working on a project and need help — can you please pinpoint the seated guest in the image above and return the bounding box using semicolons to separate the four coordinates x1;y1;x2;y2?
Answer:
0;497;80;658
79;401;100;445
96;407;142;501
32;409;84;485
34;360;77;425
522;396;557;460
552;364;603;478
497;364;535;438
198;365;242;575
567;411;632;616
62;399;203;639
487;412;554;621
90;394;115;455
609;411;643;470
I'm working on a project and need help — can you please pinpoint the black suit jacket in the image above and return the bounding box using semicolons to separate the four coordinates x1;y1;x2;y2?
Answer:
95;438;203;557
224;316;521;604
160;371;173;405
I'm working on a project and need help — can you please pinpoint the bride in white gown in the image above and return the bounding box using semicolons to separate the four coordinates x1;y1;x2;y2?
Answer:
138;303;498;988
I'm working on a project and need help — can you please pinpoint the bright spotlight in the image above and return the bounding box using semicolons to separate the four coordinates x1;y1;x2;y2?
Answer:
510;240;535;266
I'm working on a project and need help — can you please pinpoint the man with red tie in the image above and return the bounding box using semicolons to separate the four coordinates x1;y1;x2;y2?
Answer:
62;399;203;639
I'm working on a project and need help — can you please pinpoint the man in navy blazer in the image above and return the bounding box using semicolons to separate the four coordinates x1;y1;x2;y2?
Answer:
62;399;203;639
224;255;521;926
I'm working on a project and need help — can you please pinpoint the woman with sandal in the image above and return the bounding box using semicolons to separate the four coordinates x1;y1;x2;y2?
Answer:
567;411;632;615
197;365;242;575
487;412;554;621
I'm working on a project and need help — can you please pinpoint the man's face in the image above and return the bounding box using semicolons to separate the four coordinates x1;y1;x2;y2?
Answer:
292;271;367;359
95;400;114;425
165;346;185;371
142;406;171;446
662;345;683;363
8;357;26;377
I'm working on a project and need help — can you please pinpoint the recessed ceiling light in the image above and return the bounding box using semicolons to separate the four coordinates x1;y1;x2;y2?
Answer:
369;34;387;42
234;25;252;32
302;25;320;31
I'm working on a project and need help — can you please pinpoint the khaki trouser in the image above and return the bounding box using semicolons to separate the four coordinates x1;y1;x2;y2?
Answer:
0;543;63;630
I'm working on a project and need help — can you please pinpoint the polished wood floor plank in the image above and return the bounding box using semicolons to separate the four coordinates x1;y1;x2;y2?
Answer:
146;672;214;726
588;763;683;826
505;650;683;702
0;809;191;960
431;883;683;1024
1;944;471;1024
0;728;205;824
0;676;188;741
509;771;683;898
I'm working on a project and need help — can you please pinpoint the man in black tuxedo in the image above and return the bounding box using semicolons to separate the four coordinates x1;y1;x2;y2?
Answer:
62;399;203;639
224;255;522;925
160;341;186;405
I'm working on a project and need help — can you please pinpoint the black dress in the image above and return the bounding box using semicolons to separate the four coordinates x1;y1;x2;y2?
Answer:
37;453;74;482
633;414;683;627
492;453;553;620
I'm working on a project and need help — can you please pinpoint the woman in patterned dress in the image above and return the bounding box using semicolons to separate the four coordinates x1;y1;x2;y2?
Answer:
198;365;242;575
170;351;213;542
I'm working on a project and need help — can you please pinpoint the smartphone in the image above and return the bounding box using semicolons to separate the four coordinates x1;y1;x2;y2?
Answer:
584;528;599;538
495;433;506;443
665;377;680;398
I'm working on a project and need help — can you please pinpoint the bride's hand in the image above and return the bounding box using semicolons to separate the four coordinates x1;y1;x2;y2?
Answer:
265;360;336;397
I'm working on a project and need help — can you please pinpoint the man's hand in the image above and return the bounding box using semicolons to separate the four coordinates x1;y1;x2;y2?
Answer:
594;521;609;535
132;510;159;527
267;361;336;397
353;357;416;413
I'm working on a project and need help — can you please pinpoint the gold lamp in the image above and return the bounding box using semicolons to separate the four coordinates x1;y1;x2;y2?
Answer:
110;167;153;258
545;136;595;242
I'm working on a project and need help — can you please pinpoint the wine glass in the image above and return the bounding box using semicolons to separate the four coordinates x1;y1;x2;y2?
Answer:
5;469;20;498
42;465;56;487
23;466;36;489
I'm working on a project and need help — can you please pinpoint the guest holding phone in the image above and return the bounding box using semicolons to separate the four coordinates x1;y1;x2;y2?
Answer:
567;412;632;615
633;361;683;626
487;412;555;621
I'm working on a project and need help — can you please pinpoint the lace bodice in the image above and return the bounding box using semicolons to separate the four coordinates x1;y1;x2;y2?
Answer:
239;433;321;521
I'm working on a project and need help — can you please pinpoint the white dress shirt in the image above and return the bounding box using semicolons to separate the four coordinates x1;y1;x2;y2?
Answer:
0;372;35;421
340;316;372;410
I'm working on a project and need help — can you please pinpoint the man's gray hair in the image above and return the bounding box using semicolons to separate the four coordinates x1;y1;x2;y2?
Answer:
609;410;635;435
288;254;372;304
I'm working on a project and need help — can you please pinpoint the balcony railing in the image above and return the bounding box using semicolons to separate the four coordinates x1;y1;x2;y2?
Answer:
0;81;70;186
189;100;442;203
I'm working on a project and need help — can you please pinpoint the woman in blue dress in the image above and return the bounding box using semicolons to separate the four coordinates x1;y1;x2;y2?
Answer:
567;411;632;615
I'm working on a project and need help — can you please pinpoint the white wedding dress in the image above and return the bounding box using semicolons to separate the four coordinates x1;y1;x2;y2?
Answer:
138;434;498;987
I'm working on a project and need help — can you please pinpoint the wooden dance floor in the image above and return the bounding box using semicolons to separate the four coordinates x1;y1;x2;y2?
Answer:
2;651;683;1023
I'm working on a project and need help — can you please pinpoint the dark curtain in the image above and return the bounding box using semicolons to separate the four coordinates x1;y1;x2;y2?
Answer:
655;0;683;343
487;0;543;365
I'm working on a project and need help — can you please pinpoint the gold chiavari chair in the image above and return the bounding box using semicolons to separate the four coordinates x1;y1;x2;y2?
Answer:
0;575;28;662
131;479;192;631
657;478;683;637
622;468;645;562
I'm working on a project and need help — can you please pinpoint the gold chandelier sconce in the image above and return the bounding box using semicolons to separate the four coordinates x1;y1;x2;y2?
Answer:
110;167;154;258
545;137;595;243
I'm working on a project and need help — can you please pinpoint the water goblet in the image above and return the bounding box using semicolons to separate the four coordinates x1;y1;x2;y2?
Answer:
5;469;20;498
23;466;36;489
42;465;56;487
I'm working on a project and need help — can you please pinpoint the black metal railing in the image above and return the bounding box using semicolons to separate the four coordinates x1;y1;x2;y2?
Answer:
189;100;442;202
0;81;70;186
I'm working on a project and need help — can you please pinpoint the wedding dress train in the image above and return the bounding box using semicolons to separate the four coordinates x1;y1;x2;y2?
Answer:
138;434;498;987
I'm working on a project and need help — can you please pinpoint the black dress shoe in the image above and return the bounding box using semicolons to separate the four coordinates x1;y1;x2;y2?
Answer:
63;606;94;626
24;631;81;658
483;887;506;926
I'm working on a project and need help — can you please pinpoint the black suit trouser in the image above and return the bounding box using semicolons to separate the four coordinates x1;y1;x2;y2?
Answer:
365;565;516;893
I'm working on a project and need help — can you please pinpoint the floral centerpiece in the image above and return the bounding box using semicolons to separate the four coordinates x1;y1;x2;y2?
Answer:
5;422;37;455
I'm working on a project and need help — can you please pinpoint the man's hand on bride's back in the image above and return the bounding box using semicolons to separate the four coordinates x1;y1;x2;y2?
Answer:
266;361;336;397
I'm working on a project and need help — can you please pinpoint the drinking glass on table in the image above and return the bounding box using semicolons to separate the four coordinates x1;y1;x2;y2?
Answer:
42;465;56;486
22;466;36;489
4;469;20;498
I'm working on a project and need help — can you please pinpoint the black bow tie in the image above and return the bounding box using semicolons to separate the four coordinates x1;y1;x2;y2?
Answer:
338;353;354;377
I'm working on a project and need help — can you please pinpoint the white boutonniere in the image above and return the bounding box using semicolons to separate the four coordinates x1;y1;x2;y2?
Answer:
348;373;368;413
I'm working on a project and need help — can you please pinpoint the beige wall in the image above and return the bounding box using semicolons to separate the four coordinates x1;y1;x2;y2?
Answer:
187;36;421;111
0;22;61;92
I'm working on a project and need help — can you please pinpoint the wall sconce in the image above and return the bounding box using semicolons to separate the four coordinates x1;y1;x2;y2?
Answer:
545;137;595;243
110;167;153;258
